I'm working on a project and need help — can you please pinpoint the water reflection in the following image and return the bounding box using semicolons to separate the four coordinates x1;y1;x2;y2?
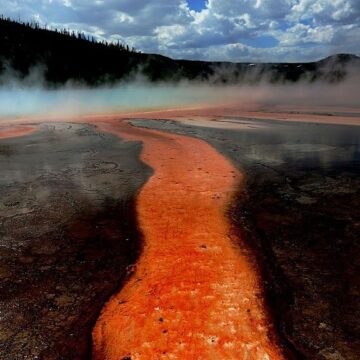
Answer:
132;118;360;173
224;118;360;172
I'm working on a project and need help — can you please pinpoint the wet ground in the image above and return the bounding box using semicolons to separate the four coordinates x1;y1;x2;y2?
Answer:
0;116;359;360
130;117;360;360
0;123;151;360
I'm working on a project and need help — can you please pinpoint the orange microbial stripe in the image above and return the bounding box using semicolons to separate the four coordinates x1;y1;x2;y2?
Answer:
93;120;284;360
0;125;36;139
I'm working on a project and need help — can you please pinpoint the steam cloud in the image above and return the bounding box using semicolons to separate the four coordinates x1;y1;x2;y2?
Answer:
0;64;359;120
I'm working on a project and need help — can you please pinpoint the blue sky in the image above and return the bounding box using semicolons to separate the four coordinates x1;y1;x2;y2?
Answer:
1;0;359;62
187;0;207;12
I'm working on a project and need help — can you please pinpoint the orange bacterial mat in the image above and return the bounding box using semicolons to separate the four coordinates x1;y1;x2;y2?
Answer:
0;125;36;139
92;120;284;360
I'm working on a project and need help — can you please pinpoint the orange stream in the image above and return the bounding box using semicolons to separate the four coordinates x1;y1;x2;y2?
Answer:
0;125;36;139
93;120;284;360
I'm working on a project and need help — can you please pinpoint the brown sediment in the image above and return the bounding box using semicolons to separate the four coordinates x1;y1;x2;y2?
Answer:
92;120;285;360
0;125;36;139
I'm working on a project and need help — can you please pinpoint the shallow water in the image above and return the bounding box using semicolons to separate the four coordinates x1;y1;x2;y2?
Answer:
131;117;360;172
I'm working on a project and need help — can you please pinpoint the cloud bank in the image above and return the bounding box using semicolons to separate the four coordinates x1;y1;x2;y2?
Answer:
1;0;359;62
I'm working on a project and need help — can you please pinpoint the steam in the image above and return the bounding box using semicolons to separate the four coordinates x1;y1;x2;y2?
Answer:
0;82;215;118
0;63;359;120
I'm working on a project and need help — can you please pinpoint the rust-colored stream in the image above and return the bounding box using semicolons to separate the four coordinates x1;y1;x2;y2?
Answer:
92;120;284;359
0;125;35;139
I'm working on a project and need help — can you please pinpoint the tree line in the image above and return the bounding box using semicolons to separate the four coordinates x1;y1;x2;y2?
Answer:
0;14;138;53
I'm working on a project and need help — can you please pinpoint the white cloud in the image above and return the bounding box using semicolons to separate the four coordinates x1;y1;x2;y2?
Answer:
274;23;336;46
1;0;359;61
289;0;360;24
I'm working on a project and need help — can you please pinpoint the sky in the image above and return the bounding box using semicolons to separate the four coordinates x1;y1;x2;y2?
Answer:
1;0;359;62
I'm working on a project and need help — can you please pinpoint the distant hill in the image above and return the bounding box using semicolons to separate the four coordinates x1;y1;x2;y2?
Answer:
1;16;359;86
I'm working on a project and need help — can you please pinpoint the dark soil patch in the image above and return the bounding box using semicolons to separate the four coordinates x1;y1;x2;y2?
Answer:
0;123;151;360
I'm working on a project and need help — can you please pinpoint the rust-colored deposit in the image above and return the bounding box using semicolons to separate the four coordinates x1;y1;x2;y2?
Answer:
0;125;36;139
92;120;284;360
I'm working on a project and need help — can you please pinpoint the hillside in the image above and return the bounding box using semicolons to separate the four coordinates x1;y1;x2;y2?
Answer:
1;16;359;86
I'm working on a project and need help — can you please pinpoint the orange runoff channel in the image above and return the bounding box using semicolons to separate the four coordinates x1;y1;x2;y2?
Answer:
0;125;36;139
93;120;285;360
